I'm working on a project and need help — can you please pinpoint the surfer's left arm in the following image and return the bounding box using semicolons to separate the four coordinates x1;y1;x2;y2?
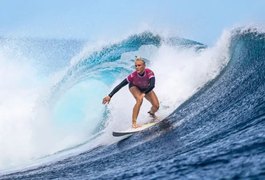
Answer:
144;77;155;95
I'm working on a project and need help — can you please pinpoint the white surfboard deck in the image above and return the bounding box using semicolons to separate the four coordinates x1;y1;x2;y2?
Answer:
112;121;159;137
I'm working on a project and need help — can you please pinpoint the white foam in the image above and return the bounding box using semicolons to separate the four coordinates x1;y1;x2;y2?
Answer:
0;30;232;171
0;44;41;169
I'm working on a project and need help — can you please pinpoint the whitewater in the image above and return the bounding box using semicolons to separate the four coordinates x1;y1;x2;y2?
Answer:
0;27;265;179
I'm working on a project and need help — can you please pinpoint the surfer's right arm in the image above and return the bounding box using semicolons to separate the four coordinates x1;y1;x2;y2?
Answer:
102;79;128;104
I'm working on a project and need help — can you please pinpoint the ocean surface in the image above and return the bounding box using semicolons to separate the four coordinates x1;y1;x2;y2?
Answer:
0;27;265;179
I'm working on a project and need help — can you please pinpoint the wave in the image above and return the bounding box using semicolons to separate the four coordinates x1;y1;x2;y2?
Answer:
1;27;264;179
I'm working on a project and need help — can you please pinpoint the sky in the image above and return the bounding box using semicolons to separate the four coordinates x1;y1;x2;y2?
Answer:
0;0;265;45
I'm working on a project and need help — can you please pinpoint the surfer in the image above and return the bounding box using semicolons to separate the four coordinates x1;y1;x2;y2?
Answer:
102;56;159;128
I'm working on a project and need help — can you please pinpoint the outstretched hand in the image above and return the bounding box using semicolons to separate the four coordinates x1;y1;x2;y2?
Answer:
102;96;111;104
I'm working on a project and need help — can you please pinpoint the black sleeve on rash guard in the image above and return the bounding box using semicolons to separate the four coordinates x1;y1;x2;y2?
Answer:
144;77;155;94
108;78;128;98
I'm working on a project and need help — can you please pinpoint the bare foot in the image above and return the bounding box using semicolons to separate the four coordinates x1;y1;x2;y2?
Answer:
132;124;141;128
149;118;159;123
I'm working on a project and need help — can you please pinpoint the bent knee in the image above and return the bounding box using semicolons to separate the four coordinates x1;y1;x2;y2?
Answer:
153;104;159;110
136;97;144;104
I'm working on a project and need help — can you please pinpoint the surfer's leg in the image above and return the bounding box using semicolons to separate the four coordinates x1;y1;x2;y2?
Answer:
129;86;144;128
145;90;159;116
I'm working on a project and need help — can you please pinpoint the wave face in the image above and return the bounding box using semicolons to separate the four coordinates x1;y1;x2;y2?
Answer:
1;28;265;179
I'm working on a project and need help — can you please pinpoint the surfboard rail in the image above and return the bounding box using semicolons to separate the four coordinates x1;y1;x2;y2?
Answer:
112;122;158;137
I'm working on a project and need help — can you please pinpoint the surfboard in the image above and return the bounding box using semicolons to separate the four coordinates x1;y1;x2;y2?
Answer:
112;121;158;137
